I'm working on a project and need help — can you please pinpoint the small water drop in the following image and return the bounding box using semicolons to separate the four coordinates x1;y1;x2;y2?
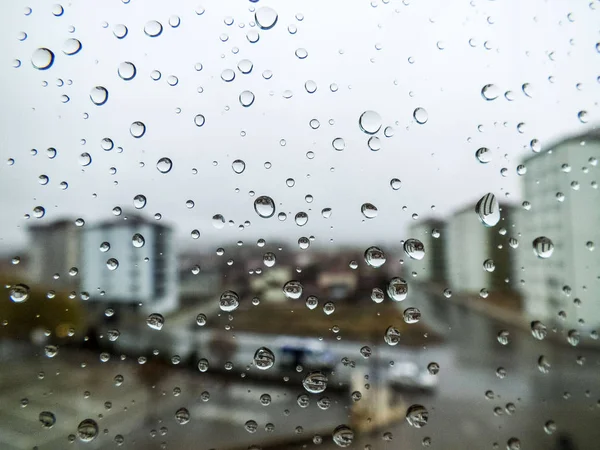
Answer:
144;20;163;37
156;157;173;174
31;48;54;70
146;313;164;330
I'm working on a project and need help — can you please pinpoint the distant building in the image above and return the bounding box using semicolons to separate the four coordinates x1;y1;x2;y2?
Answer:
404;219;446;284
516;130;600;328
178;252;222;303
81;214;178;314
445;204;519;295
28;220;81;287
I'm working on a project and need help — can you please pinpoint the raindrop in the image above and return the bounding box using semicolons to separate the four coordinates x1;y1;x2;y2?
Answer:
239;90;255;107
368;136;381;151
133;194;147;209
33;206;45;218
219;290;240;312
146;313;165;330
169;15;181;28
406;405;429;428
254;347;275;370
245;420;258;433
156;158;173;174
237;59;253;74
544;421;557;435
106;258;119;270
221;69;235;82
39;411;56;428
522;83;533;98
475;193;500;227
52;4;64;16
90;86;108;105
483;259;495;272
305;80;317;93
306;295;318;309
175;408;190;425
507;438;521;450
332;138;346;151
118;62;136;80
390;178;401;190
62;38;82;55
358;111;382;134
302;371;328;393
332;425;354;447
197;358;209;372
283;280;303;299
295;212;309;226
132;233;145;248
533;236;554;258
130;121;146;138
77;419;99;442
384;326;401;345
323;302;335;315
427;362;440;375
31;48;54;70
476;147;492;163
481;84;499;101
404;239;425;260
260;394;271;406
403;307;421;324
298;237;310;250
371;288;384;303
263;252;276;267
9;284;30;303
497;330;510;345
295;48;308;59
255;7;278;30
538;355;550;373
113;24;128;39
413;107;428;124
387;278;408;302
254;196;275;218
364;246;386;268
144;20;163;37
79;152;92;166
361;203;378;219
578;111;588;123
194;114;205;127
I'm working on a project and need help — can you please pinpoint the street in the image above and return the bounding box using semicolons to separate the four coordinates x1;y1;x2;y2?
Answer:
0;286;599;449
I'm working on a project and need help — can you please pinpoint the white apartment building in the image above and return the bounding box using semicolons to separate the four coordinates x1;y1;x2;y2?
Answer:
445;204;518;295
517;131;600;329
81;215;178;314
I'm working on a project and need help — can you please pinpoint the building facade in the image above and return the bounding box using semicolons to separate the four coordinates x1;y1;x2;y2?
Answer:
516;131;600;328
81;215;178;314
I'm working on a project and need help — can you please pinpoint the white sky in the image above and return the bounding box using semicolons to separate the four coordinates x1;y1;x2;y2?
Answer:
0;0;597;253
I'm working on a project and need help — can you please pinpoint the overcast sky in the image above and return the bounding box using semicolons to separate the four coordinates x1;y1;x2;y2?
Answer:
0;0;597;253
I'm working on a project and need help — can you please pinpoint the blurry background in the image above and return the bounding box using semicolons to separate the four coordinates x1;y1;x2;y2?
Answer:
0;0;599;449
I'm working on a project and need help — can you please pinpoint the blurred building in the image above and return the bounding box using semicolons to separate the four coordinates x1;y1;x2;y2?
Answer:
516;130;600;327
81;214;178;314
28;219;81;287
404;219;446;284
445;204;519;295
178;252;222;303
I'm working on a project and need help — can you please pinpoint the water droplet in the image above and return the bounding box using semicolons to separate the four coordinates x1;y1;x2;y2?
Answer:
533;236;554;258
302;371;328;393
332;138;345;151
255;7;278;30
368;136;381;151
146;313;164;330
387;278;408;301
427;362;439;375
156;157;173;174
476;147;492;163
175;407;190;424
364;246;386;268
403;307;421;324
361;203;378;219
406;404;429;428
118;61;136;80
481;84;499;101
79;152;92;166
507;437;521;450
63;38;82;55
219;290;240;312
295;48;308;59
31;48;54;70
332;425;354;447
237;59;253;74
371;288;384;303
52;4;64;16
390;178;401;190
133;194;147;209
106;258;119;270
90;86;108;105
197;358;209;372
298;237;310;250
77;419;99;442
578;110;588;123
239;90;255;107
263;252;276;267
33;206;45;218
169;15;181;28
567;329;580;346
132;233;145;248
483;259;495;272
544;420;557;435
144;20;163;37
254;347;275;370
130;121;146;138
39;411;56;428
305;295;318;310
295;212;309;226
497;330;510;345
254;196;275;218
323;302;335;315
384;326;401;345
113;24;128;39
413;107;428;124
99;242;110;252
475;193;500;227
245;420;258;433
358;110;382;135
305;80;317;93
283;280;303;299
404;239;425;260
